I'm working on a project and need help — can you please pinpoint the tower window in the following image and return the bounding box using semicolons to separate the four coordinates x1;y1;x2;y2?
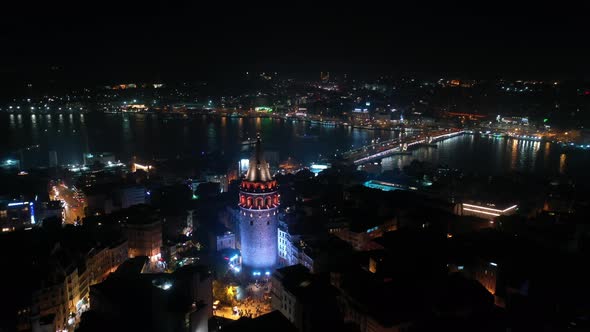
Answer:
250;220;253;226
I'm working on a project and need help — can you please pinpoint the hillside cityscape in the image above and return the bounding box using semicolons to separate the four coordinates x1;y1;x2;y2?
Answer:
1;9;590;332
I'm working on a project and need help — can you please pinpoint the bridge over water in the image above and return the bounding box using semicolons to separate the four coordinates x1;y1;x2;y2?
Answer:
344;129;465;165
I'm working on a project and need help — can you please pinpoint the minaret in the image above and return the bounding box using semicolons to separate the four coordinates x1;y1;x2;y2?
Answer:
238;133;279;275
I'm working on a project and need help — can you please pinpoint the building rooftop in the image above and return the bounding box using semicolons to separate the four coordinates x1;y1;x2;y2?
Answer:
340;267;422;327
273;264;337;299
224;310;297;332
113;256;148;277
89;261;211;330
113;204;160;225
274;264;311;285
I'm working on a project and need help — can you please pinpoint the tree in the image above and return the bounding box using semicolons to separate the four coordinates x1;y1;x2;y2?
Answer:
212;280;236;306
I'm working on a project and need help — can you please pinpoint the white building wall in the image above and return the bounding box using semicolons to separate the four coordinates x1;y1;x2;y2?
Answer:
121;186;146;208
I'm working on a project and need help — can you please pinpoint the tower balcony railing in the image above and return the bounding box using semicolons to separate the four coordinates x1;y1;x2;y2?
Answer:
240;187;278;194
238;203;280;211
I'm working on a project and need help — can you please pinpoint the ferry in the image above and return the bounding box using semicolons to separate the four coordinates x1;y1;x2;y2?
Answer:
241;138;257;146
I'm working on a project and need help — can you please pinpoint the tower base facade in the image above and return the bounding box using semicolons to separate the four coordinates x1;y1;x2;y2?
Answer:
239;207;278;276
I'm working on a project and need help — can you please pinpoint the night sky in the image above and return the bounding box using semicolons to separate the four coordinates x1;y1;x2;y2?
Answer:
1;5;589;87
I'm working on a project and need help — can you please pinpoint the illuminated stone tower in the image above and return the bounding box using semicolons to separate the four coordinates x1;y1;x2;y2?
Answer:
238;133;279;275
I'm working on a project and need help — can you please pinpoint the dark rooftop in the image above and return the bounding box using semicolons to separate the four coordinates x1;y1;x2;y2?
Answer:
223;310;297;332
273;264;311;293
113;256;148;277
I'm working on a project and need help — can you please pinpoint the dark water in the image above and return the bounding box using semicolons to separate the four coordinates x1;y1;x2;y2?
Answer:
0;113;395;167
2;113;589;179
383;134;590;178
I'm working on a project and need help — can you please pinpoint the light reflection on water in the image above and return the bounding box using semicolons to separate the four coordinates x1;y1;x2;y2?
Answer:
381;134;588;177
1;113;589;178
559;153;567;175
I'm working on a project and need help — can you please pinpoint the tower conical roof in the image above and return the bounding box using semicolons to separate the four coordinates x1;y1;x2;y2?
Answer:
245;133;272;182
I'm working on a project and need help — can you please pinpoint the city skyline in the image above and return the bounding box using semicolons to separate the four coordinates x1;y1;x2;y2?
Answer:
1;7;590;332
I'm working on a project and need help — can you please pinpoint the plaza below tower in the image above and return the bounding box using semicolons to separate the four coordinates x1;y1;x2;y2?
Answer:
238;134;279;275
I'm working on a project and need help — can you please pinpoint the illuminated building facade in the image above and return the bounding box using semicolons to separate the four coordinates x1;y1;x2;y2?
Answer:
238;134;279;275
32;266;81;332
83;152;115;166
126;219;162;261
0;201;36;232
455;202;518;220
216;231;236;252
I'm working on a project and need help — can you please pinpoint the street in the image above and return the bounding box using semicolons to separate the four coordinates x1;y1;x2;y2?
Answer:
51;184;86;224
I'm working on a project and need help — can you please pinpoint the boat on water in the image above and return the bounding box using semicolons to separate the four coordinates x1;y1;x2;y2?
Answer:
241;138;257;145
354;125;375;130
308;120;336;127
